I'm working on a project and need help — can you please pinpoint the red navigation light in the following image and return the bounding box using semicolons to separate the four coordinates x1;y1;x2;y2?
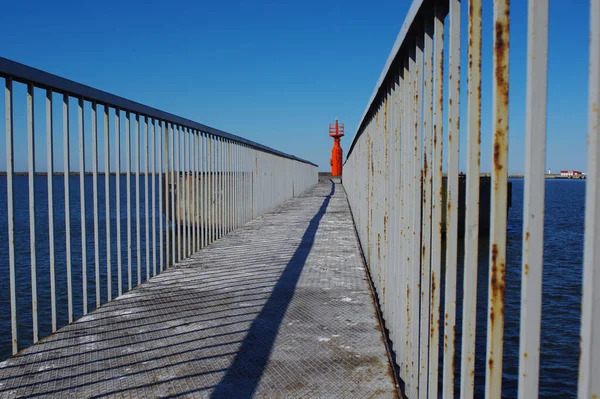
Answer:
328;118;344;176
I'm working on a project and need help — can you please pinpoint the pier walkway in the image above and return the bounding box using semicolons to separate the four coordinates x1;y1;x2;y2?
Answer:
0;180;397;398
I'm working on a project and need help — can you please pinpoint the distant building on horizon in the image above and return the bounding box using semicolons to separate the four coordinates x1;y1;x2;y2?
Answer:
560;170;585;178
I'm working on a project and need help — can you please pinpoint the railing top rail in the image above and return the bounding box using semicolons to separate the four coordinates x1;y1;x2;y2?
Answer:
0;56;317;167
346;0;436;161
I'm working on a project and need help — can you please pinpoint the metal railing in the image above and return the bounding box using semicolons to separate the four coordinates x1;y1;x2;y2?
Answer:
0;57;317;357
343;0;598;398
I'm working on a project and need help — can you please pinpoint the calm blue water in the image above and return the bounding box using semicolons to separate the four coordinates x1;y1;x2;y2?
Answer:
0;175;164;359
438;179;584;398
0;177;584;397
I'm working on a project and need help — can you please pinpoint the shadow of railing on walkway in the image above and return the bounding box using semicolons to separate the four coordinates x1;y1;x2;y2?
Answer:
210;180;335;399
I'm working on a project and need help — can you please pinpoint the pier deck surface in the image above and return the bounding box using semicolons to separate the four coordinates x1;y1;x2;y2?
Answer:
0;180;396;398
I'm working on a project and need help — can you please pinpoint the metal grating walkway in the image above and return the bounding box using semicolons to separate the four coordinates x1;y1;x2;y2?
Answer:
0;180;397;398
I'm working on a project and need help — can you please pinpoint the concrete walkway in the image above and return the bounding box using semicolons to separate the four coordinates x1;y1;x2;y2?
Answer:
0;180;397;398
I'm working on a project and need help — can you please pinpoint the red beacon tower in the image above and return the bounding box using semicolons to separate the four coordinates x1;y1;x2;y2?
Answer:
329;118;344;176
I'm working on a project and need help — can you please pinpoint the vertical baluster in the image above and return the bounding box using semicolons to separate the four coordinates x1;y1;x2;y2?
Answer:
115;109;122;297
78;98;88;314
579;1;600;397
189;129;193;254
208;136;213;244
222;138;226;236
486;0;510;397
27;83;39;342
159;121;164;272
45;89;57;332
198;132;206;248
413;36;425;398
419;18;434;399
461;1;483;396
402;53;411;387
170;124;175;265
126;112;132;291
223;139;226;236
63;94;73;323
192;130;196;253
429;5;445;398
185;128;189;255
392;72;401;392
145;117;150;280
235;142;238;229
217;138;221;239
204;134;208;247
195;131;199;251
136;114;141;285
182;127;187;258
228;141;232;232
214;136;218;241
152;119;157;277
224;139;227;234
444;0;461;395
5;78;18;353
176;125;181;261
242;145;245;225
91;101;101;308
165;123;171;268
104;105;112;301
518;1;548;398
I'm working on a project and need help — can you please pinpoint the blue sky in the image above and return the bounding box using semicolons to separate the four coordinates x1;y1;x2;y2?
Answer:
0;0;591;173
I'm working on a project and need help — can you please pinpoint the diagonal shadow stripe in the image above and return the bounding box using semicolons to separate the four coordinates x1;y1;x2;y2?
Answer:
210;180;335;399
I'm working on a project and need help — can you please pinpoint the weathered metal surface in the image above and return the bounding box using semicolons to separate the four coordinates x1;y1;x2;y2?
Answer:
460;0;482;397
127;112;133;290
579;0;600;397
79;98;88;314
0;181;395;398
63;94;74;322
443;0;460;396
418;17;434;399
105;106;112;301
429;6;444;398
144;117;150;280
5;78;17;354
46;89;57;333
342;0;599;397
518;0;548;397
27;83;38;343
92;102;100;307
486;0;510;397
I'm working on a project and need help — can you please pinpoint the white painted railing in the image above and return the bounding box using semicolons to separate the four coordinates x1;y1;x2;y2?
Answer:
0;57;317;357
343;0;599;398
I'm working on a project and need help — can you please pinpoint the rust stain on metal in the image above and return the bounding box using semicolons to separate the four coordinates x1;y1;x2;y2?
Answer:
430;272;437;339
490;244;506;326
452;325;456;372
493;142;503;172
493;12;510;174
524;264;529;276
384;216;388;237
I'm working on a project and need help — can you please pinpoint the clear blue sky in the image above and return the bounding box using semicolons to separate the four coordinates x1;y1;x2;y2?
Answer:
0;0;591;173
